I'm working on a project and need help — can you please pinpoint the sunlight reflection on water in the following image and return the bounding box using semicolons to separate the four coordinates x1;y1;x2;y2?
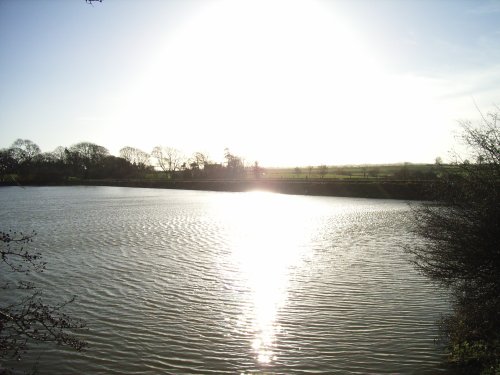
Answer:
0;187;452;374
219;192;318;365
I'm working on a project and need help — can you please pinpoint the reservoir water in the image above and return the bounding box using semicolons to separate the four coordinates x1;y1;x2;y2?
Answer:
0;186;450;374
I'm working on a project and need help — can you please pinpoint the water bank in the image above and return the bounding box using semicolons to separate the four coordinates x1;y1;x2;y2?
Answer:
52;178;433;200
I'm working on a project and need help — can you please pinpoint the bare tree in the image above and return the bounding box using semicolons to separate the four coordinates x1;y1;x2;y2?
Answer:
67;142;109;170
119;146;150;168
191;152;210;170
151;146;183;178
51;146;67;163
409;110;500;373
9;139;41;165
119;147;134;163
224;148;245;178
186;152;211;179
1;230;87;365
64;142;109;178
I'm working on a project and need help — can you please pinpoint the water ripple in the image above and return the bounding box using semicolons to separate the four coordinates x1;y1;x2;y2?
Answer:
0;187;450;374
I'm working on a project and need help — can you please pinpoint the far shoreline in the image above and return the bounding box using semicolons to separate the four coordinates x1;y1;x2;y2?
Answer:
0;178;434;201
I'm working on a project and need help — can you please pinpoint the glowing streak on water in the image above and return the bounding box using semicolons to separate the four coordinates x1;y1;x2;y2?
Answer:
220;192;331;365
0;187;451;374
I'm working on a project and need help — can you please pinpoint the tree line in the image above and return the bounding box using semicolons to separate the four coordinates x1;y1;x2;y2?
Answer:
1;139;443;184
0;141;256;183
1;110;498;374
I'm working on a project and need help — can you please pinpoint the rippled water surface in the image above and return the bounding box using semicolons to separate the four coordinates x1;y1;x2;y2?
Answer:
0;186;450;374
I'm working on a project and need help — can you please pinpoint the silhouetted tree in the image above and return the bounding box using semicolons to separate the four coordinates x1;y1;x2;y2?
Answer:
9;139;41;165
0;230;87;370
66;142;109;178
50;146;66;163
70;142;108;165
409;110;500;374
91;155;136;179
192;152;210;170
186;152;211;179
224;148;245;178
0;149;18;179
119;146;150;169
151;146;183;179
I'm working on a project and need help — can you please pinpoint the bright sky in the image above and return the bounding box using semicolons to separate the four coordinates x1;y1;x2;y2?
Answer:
1;0;499;166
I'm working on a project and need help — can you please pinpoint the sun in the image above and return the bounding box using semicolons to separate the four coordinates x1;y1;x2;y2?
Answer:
115;0;448;166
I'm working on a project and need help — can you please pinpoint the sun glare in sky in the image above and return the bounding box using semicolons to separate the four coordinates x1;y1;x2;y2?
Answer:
119;0;447;166
0;0;499;166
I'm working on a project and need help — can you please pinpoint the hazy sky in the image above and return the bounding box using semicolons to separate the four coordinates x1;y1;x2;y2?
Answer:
1;0;499;166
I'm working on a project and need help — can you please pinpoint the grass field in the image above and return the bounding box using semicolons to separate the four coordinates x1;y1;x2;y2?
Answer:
259;163;450;181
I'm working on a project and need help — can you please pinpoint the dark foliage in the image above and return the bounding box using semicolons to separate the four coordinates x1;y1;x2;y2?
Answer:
409;111;500;374
0;140;154;183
